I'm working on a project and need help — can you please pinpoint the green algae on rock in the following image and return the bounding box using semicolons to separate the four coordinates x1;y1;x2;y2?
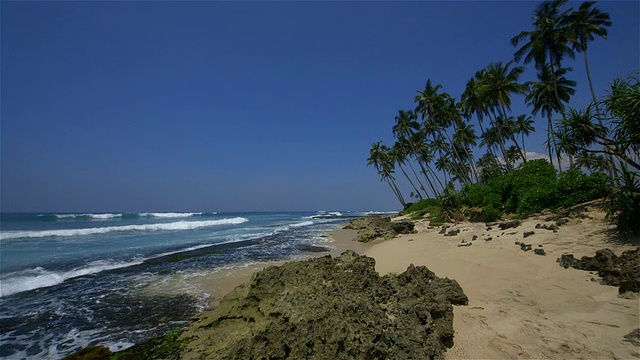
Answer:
344;215;416;243
180;250;467;360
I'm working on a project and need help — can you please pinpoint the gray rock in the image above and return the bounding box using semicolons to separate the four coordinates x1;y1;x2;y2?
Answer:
498;220;521;230
345;216;416;243
523;231;535;238
557;248;640;295
534;248;546;256
519;243;532;251
444;229;460;237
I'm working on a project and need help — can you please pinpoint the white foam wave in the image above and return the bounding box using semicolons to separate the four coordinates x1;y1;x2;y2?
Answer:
140;212;207;218
54;213;122;219
0;260;144;297
290;221;314;228
0;217;249;240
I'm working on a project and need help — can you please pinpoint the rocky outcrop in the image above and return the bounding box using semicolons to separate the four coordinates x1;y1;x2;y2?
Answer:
181;251;467;360
344;216;416;243
557;248;640;295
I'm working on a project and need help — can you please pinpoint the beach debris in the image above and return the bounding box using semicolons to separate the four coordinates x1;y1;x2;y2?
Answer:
557;248;640;295
523;231;535;238
344;216;416;243
181;250;468;359
534;248;546;256
458;240;472;247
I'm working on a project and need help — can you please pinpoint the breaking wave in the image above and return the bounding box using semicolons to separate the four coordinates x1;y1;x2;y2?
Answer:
0;217;248;240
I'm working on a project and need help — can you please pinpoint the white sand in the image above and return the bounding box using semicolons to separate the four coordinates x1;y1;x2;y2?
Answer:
365;205;640;359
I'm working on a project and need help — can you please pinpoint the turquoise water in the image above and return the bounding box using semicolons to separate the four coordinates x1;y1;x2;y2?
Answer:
0;211;386;358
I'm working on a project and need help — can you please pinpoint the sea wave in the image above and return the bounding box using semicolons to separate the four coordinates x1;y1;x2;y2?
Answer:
54;213;123;220
0;260;144;297
0;217;248;240
138;212;216;218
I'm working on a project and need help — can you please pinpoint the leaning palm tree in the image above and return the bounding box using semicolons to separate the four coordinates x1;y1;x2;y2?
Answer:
525;64;576;170
391;110;432;196
368;142;405;206
390;142;424;200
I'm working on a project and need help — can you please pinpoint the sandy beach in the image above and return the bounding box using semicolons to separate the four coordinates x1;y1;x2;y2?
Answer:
364;205;639;359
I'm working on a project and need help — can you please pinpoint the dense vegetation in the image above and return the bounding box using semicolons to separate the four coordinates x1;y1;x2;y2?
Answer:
368;0;639;235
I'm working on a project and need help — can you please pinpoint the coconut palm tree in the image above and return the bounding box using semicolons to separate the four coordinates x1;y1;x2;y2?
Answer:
459;73;499;163
390;142;424;200
415;80;469;181
368;142;405;206
514;114;536;160
565;1;610;106
453;123;480;182
484;61;530;163
525;64;576;170
391;110;431;196
565;1;612;175
512;0;575;119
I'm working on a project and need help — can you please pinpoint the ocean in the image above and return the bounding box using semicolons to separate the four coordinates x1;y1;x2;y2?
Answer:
0;211;388;359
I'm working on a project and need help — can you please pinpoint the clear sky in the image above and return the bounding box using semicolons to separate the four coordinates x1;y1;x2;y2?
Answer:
2;1;638;212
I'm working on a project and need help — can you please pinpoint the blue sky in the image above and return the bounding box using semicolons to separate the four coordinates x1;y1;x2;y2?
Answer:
2;1;638;212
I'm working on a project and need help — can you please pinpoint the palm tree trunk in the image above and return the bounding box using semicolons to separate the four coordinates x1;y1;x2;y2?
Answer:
442;129;471;185
407;160;428;198
385;177;405;207
487;110;512;171
583;49;615;179
500;103;527;163
549;53;565;172
398;162;423;200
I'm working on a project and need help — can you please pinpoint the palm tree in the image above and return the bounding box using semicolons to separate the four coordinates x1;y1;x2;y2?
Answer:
460;73;499;162
514;114;536;160
484;61;529;163
512;0;575;119
368;142;405;206
453;122;480;182
565;1;613;176
390;142;424;200
391;110;431;196
525;64;576;170
415;80;470;183
565;1;610;106
470;67;511;170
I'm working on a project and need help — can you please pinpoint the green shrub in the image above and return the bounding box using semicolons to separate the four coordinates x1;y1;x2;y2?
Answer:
403;198;438;213
481;205;502;222
556;170;609;208
607;164;640;236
